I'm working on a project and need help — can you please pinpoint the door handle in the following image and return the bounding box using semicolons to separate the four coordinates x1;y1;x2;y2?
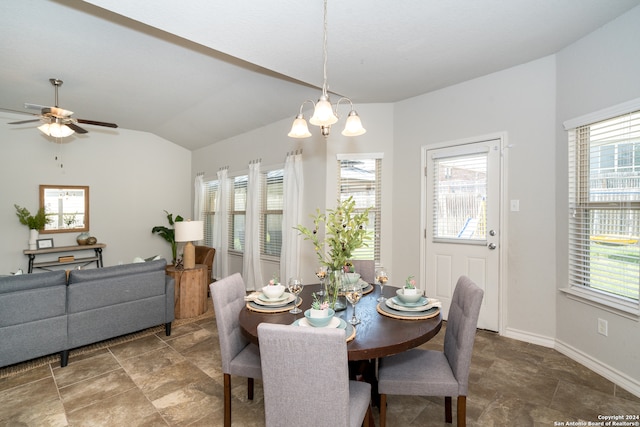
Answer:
488;243;497;250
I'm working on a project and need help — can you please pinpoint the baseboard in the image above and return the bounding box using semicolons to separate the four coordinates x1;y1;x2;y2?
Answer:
555;339;640;398
503;326;556;348
502;327;640;398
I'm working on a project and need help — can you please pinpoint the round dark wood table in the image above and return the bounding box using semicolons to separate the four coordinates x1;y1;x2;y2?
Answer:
238;283;442;361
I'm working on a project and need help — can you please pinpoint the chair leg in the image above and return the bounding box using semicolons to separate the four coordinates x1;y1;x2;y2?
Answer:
457;396;466;427
445;396;452;423
223;373;231;427
379;394;387;427
247;377;254;400
362;403;372;427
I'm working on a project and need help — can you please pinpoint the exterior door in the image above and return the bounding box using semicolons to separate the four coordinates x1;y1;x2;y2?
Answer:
423;137;502;331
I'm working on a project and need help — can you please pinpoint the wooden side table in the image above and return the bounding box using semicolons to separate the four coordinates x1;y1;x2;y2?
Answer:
165;264;207;319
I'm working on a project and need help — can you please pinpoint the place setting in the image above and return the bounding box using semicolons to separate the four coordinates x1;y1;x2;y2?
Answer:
376;276;441;320
291;293;356;342
245;277;304;313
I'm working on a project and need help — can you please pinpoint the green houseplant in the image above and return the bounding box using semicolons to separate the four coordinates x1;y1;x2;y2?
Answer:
151;210;184;263
14;204;51;230
295;197;371;308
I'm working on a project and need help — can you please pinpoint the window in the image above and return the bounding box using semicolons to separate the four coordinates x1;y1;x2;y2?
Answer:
230;175;247;252
337;155;382;263
262;169;283;257
568;109;640;304
202;180;218;248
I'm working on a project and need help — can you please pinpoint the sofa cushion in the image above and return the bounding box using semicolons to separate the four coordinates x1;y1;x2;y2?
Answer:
67;259;168;313
0;271;67;327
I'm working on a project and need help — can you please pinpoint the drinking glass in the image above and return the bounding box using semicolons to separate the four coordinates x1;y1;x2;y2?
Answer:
375;268;388;302
287;277;304;314
345;280;362;325
315;266;328;296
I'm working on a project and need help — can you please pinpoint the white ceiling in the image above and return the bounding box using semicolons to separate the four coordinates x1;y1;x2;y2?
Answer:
1;0;639;150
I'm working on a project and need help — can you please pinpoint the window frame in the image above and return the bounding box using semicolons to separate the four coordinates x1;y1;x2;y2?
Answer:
563;99;640;318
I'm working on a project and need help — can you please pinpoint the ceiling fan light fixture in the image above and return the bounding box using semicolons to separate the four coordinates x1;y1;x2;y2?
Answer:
341;110;366;136
38;122;75;138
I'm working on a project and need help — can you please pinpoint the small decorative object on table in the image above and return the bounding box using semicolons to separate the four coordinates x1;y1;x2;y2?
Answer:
77;232;90;245
86;236;97;245
14;204;52;249
395;275;424;304
262;272;285;299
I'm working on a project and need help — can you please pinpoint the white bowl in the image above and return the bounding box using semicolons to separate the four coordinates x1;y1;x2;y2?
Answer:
396;288;423;304
262;284;285;299
343;273;361;285
304;308;335;327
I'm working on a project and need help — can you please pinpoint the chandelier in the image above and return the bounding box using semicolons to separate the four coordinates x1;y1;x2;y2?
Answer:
288;0;366;139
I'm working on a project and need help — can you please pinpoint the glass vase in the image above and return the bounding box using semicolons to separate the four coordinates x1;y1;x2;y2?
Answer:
328;269;347;311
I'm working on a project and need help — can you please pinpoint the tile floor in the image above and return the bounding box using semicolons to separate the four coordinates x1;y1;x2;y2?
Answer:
1;303;639;426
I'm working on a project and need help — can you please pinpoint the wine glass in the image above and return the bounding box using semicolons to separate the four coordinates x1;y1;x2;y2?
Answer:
345;280;362;325
287;277;304;314
315;265;328;296
375;268;388;302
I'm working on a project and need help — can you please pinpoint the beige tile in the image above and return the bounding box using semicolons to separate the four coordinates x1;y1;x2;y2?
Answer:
109;334;169;362
65;387;167;427
0;364;52;392
0;377;60;421
59;368;137;414
52;351;121;388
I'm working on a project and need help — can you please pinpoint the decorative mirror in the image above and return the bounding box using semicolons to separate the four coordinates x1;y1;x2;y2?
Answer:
39;185;89;233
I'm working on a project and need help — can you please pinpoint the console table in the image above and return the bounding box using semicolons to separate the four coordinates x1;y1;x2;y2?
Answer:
23;243;106;273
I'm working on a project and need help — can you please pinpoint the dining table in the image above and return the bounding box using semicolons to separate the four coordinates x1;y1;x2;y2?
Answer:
238;282;442;360
238;282;442;413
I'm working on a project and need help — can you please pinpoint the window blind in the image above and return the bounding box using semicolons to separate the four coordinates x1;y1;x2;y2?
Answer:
568;110;640;302
261;169;283;257
337;156;382;262
229;175;247;252
201;180;218;248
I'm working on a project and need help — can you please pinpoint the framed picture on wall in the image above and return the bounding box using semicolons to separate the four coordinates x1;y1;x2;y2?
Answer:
36;238;54;249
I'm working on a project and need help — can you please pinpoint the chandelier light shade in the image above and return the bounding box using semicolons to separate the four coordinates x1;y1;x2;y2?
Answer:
174;220;204;269
288;0;366;139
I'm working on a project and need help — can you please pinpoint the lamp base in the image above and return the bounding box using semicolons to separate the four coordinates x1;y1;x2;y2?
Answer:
183;241;195;269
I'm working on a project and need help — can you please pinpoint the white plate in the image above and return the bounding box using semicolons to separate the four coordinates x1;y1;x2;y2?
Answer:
257;292;289;303
386;298;435;312
296;317;346;329
253;293;295;307
392;296;428;307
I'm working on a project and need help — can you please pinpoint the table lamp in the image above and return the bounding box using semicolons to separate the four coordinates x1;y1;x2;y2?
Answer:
174;220;204;269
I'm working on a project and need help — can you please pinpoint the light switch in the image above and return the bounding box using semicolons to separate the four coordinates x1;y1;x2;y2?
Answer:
510;200;520;212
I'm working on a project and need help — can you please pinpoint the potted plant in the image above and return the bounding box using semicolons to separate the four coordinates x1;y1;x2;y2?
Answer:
295;196;371;309
151;210;183;263
15;204;53;249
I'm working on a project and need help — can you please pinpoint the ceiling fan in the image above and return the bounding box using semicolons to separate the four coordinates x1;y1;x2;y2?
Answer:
1;78;118;137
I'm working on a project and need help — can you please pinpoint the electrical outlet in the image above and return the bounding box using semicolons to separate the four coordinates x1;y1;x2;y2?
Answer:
597;318;608;336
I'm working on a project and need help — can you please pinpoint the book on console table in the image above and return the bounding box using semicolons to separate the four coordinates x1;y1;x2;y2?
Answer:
58;255;75;263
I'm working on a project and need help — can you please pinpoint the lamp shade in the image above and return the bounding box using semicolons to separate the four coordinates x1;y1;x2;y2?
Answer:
174;220;204;242
309;95;338;126
38;122;75;138
341;110;367;137
288;115;312;138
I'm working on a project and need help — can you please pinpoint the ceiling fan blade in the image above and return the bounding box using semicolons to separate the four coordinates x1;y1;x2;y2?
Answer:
65;122;88;134
76;118;118;128
8;119;41;125
24;103;48;111
0;107;39;116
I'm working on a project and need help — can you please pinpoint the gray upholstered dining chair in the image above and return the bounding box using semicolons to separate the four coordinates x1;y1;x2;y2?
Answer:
350;260;375;284
378;275;484;427
210;273;262;427
257;323;372;427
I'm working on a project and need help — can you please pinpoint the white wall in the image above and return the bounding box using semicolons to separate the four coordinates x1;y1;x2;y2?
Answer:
555;6;640;392
0;123;191;273
393;56;558;341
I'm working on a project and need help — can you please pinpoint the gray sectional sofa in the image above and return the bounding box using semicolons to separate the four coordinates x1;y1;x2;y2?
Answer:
0;259;174;368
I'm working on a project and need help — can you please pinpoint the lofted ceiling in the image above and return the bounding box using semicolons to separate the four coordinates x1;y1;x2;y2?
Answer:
1;0;639;151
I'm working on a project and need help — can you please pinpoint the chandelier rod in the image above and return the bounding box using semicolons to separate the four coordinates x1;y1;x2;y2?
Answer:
321;0;329;98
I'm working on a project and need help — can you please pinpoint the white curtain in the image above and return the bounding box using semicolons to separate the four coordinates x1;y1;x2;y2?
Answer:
281;151;304;283
194;173;205;231
213;168;229;280
243;160;263;291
